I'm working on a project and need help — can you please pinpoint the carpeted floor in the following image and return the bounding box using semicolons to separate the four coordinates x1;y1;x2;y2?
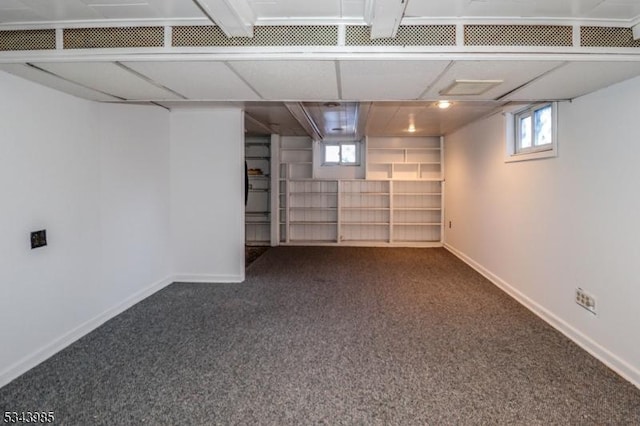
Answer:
1;247;639;425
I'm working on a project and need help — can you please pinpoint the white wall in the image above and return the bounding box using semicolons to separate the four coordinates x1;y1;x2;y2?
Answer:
170;109;245;282
444;76;640;388
98;103;172;308
0;72;172;387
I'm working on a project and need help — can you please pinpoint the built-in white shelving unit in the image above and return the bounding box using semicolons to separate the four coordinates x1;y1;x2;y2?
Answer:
279;136;313;180
277;135;444;247
367;136;442;180
245;136;272;246
392;180;443;243
288;180;338;243
340;180;390;243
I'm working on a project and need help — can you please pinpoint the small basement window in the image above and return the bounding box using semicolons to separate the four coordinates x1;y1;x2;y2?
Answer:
506;102;558;162
322;142;360;166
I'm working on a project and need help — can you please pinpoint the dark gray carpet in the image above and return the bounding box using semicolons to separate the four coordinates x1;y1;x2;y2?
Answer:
1;247;639;425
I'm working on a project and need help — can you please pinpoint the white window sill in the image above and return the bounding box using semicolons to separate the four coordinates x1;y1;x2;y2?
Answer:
505;147;557;163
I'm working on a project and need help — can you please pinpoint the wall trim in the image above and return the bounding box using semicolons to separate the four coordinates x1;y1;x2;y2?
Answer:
172;273;244;283
444;243;640;390
0;275;174;389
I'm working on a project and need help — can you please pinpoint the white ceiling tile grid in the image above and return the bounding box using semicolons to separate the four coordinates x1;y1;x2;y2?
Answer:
122;61;261;100
339;60;451;100
31;62;183;100
505;61;640;100
0;63;120;101
421;60;564;101
228;60;340;100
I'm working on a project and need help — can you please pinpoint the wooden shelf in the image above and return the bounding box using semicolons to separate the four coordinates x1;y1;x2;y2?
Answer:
341;207;390;210
246;136;271;246
394;192;442;196
342;192;389;195
393;223;441;226
290;207;337;211
393;207;441;211
342;222;389;226
290;221;337;225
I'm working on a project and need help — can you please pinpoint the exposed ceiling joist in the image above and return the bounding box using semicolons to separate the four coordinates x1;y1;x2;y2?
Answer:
633;23;640;40
369;0;409;39
192;0;255;38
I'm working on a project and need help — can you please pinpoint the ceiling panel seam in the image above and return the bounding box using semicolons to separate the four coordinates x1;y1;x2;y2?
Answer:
223;61;265;99
115;62;188;99
496;62;570;101
24;62;125;101
418;60;454;99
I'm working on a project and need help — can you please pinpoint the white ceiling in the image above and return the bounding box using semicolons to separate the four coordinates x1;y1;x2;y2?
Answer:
2;57;640;136
1;0;640;138
405;0;640;21
2;0;640;24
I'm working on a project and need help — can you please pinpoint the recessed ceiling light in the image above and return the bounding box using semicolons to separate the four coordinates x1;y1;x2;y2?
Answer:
437;100;452;109
408;124;416;133
440;79;503;96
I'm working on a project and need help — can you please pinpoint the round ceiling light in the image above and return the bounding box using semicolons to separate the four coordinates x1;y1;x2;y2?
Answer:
437;100;452;109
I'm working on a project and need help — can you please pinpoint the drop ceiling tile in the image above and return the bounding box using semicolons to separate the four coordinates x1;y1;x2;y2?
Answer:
122;61;260;100
340;60;450;101
31;62;182;101
588;0;640;19
88;4;160;19
505;61;640;101
228;61;339;100
0;8;45;22
248;0;341;18
79;0;146;4
342;0;366;18
0;0;30;9
422;60;563;101
405;0;619;19
19;0;102;20
0;64;120;102
145;0;204;18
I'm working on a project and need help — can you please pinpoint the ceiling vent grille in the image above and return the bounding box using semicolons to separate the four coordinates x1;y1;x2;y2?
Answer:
0;29;56;51
346;25;456;46
172;25;338;47
580;27;640;48
464;25;573;46
63;27;164;49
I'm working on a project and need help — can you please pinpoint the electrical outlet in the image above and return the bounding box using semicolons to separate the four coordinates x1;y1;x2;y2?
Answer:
30;229;47;249
576;288;596;315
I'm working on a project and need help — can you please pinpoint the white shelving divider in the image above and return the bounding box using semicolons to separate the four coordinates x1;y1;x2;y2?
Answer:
279;136;314;243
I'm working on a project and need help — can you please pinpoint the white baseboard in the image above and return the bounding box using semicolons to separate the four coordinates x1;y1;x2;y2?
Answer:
0;276;173;389
172;273;244;283
444;243;640;390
